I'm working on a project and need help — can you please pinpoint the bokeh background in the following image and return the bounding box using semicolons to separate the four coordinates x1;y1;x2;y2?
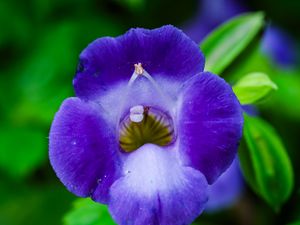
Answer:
0;0;300;225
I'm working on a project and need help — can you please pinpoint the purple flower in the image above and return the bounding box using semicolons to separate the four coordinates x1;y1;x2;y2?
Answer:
49;25;243;225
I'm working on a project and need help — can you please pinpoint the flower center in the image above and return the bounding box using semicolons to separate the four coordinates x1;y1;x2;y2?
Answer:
119;105;175;152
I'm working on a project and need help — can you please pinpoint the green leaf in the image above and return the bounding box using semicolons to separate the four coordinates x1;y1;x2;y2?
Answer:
200;12;264;75
12;22;77;125
220;38;272;83
0;180;74;225
113;0;145;11
64;198;116;225
265;72;300;120
287;221;300;225
12;19;122;125
233;72;277;104
239;115;294;211
0;1;31;47
0;127;46;178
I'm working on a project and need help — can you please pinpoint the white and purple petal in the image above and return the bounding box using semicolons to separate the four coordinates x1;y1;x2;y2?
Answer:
109;144;208;225
73;25;205;100
177;72;243;184
49;97;121;203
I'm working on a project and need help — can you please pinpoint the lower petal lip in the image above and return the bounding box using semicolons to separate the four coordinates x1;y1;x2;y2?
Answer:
108;144;209;225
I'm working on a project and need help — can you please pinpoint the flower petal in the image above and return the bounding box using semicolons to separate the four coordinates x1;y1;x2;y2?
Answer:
49;97;121;203
206;157;244;212
177;72;243;184
73;25;204;100
108;144;208;225
93;75;179;124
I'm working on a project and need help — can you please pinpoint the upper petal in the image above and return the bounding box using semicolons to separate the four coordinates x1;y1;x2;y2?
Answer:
73;25;205;100
108;144;208;225
177;72;243;184
49;97;121;203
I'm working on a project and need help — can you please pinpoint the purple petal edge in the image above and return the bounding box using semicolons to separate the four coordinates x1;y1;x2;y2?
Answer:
73;25;205;100
49;97;121;203
178;72;243;184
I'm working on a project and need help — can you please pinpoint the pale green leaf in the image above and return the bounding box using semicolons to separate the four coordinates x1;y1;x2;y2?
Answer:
201;12;264;75
233;72;277;104
64;198;116;225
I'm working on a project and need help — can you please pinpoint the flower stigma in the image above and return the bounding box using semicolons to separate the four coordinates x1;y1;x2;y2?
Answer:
134;63;144;75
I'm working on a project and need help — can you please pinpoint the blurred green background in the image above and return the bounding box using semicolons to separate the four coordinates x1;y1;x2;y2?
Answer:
0;0;300;225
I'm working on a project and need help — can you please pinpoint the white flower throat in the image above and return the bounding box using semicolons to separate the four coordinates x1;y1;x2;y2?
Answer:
118;63;175;152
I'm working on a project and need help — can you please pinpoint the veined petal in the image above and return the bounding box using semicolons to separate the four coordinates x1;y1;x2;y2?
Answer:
49;97;121;203
73;25;204;101
108;144;208;225
97;74;179;124
177;72;243;184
